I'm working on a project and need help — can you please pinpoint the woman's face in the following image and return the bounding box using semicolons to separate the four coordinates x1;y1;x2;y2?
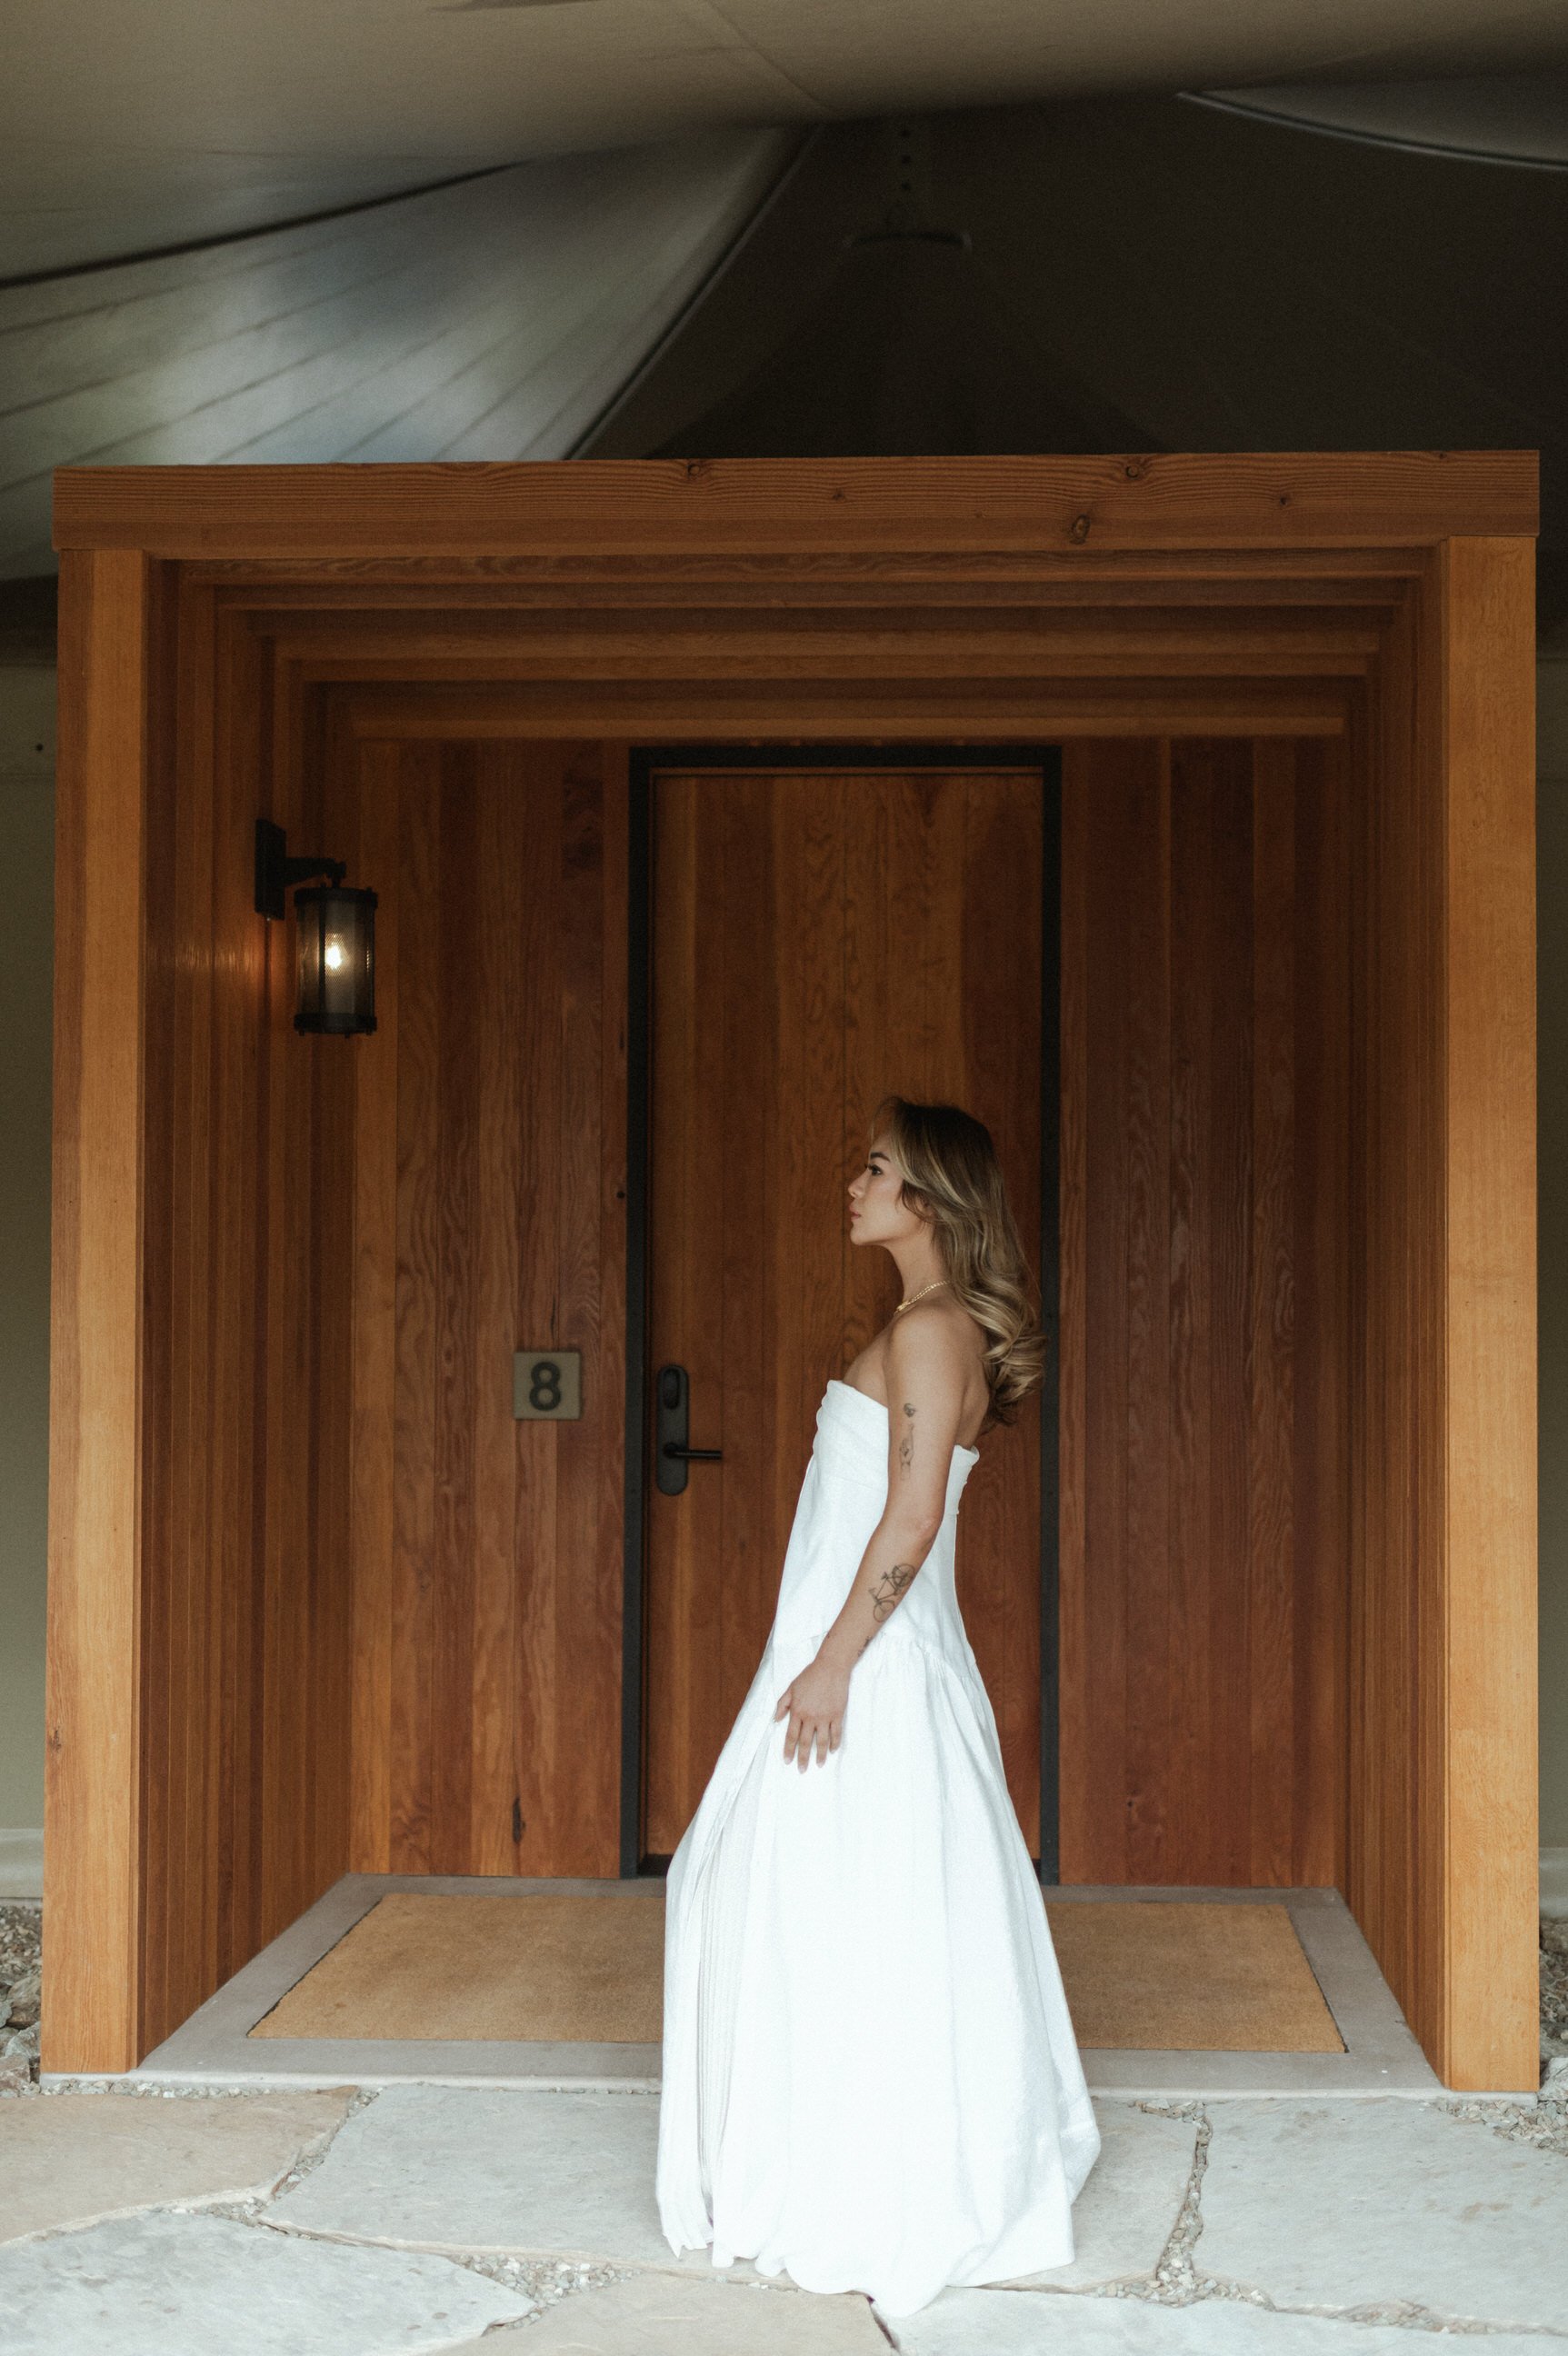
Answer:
847;1133;918;1245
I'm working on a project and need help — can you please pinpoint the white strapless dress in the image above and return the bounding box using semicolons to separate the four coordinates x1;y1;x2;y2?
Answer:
654;1376;1101;2318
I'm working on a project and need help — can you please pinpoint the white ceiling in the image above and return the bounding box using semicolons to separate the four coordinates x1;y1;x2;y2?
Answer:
0;135;791;577
1196;73;1568;165
6;0;1568;278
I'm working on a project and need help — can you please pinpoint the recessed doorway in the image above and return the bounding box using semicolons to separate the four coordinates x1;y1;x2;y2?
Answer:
625;744;1059;1872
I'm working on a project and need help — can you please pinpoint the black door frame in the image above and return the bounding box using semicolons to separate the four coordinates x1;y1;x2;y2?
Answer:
621;742;1064;1881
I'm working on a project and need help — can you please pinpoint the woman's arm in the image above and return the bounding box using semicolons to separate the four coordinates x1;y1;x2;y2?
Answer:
774;1311;971;1770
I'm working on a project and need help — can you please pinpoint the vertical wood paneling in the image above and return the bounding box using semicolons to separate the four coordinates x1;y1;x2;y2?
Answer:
716;775;772;1856
46;587;362;2071
262;654;315;1928
1291;734;1352;1891
960;773;1048;1851
1206;743;1255;1884
1348;586;1438;2047
468;752;524;1872
1249;744;1296;1884
348;737;628;1879
557;745;623;1866
1057;769;1090;1872
1437;537;1538;2091
1165;740;1217;1876
1343;539;1539;2090
41;549;160;2071
1060;735;1350;1888
390;750;441;1871
432;752;479;1867
198;582;242;1995
1067;745;1146;1874
1124;747;1173;1881
348;741;402;1870
309;693;361;1909
646;764;1043;1855
510;750;564;1869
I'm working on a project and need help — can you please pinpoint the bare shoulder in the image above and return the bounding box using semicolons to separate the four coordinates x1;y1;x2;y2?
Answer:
885;1296;978;1379
885;1297;989;1441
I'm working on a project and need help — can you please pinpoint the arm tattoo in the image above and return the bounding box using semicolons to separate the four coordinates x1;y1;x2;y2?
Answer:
898;1399;915;1473
868;1561;918;1622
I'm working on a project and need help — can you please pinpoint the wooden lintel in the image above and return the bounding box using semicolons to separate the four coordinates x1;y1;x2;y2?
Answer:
54;452;1538;562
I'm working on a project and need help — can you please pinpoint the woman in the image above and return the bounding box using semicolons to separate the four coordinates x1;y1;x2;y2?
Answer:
655;1094;1100;2319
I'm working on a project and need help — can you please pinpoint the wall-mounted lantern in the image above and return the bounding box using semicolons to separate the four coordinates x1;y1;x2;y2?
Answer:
255;818;378;1036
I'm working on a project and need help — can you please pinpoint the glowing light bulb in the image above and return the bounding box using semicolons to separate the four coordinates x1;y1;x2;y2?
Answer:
324;938;345;972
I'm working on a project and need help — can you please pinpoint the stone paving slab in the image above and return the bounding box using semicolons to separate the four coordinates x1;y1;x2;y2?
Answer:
1001;2102;1195;2289
267;2084;681;2264
885;2289;1562;2355
1196;2099;1568;2331
0;2087;357;2241
0;2207;534;2356
266;2084;1190;2293
448;2270;886;2351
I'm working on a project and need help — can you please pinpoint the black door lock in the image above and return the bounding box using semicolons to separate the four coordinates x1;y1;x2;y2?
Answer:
654;1363;724;1495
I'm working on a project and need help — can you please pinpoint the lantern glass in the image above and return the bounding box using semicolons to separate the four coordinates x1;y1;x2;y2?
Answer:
294;884;377;1034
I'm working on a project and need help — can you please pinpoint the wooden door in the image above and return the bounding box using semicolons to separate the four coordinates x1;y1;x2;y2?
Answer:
643;758;1047;1860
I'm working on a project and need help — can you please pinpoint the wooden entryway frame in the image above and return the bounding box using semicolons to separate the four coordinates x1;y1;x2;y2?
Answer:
45;454;1538;2090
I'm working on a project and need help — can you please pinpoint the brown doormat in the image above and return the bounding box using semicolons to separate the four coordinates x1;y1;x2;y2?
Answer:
248;1892;1343;2052
1045;1901;1345;2052
249;1893;667;2043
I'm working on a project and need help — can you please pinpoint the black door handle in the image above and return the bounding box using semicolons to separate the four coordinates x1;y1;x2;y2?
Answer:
654;1363;723;1494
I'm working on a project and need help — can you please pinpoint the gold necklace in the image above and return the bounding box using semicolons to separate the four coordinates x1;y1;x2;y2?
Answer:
894;1278;949;1315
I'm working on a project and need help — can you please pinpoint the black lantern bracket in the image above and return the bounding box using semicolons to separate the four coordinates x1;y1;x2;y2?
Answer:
255;818;347;920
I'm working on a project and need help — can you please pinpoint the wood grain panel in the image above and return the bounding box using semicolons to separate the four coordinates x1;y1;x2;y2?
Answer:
346;740;628;1879
958;772;1049;1840
255;606;1384;675
348;738;402;1875
1438;539;1538;2090
45;582;363;2071
1348;584;1444;2063
645;764;1044;1857
1347;543;1540;2091
161;627;355;2042
42;548;161;2071
339;678;1353;741
1289;735;1353;1892
54;452;1538;561
1059;736;1350;1887
192;549;1427;597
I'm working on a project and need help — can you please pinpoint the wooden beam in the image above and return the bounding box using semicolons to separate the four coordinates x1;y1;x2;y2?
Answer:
42;549;157;2073
1438;535;1539;2091
54;453;1537;563
332;680;1352;741
193;554;1426;602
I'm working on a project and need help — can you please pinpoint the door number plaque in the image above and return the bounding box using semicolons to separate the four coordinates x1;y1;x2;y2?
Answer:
513;1350;582;1421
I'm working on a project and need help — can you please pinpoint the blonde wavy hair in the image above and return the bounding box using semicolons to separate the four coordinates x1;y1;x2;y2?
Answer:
868;1093;1045;1433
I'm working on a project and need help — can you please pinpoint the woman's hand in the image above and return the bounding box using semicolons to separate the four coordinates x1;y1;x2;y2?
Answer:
774;1650;852;1771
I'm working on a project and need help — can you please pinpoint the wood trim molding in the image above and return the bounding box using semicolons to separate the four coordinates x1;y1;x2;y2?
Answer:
327;681;1354;740
54;453;1538;562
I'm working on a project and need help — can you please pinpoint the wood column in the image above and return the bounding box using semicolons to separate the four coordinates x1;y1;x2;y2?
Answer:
1437;536;1538;2088
43;550;162;2071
